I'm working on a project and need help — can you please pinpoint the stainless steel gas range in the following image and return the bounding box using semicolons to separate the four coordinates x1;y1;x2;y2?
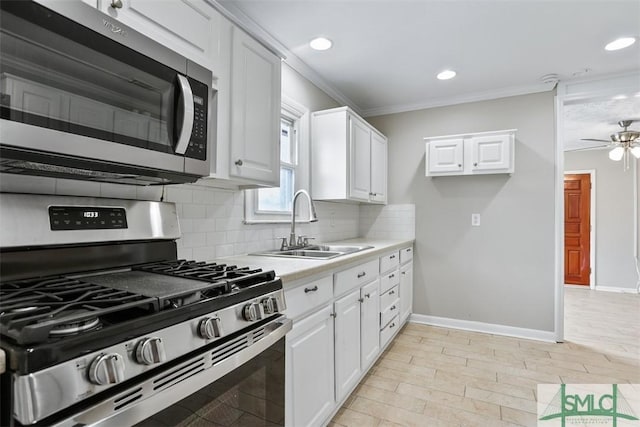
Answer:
0;193;291;427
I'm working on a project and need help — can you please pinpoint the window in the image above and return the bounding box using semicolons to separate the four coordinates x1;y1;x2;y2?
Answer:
256;117;297;213
244;96;310;223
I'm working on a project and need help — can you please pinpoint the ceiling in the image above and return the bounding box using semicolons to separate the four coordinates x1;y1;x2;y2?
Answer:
219;0;640;118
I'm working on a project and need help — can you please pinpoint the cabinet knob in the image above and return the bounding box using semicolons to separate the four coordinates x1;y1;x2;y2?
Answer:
358;297;364;303
365;293;371;298
110;0;123;8
458;164;462;167
473;162;478;167
235;159;243;166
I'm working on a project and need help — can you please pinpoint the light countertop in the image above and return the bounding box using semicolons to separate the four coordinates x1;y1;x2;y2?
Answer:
215;238;414;286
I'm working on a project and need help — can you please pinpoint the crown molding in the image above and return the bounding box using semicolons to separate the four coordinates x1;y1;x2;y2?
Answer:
209;0;363;115
361;82;556;118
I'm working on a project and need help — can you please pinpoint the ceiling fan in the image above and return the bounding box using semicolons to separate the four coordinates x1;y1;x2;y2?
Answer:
580;120;640;170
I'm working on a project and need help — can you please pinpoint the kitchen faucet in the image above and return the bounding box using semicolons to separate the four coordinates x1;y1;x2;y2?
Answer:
287;189;318;249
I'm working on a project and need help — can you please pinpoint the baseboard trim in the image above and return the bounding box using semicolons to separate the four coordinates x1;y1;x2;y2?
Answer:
594;285;639;294
409;314;557;342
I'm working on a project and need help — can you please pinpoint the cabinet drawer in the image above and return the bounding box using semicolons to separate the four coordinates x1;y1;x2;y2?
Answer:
334;259;378;296
380;298;400;329
380;285;399;310
380;314;400;348
400;247;413;264
379;251;399;274
380;268;400;294
285;276;333;320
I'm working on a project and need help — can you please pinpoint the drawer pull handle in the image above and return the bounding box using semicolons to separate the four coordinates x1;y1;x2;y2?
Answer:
389;290;395;295
391;305;396;310
402;272;406;275
304;286;318;293
389;274;395;279
357;272;366;278
390;323;396;328
406;248;412;252
390;255;396;259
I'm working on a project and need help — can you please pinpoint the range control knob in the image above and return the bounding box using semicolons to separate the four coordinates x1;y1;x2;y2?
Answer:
88;353;125;385
135;337;166;365
261;297;280;315
199;317;223;339
242;302;263;322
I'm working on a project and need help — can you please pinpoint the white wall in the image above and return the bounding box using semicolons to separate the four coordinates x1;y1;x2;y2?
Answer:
368;91;557;333
565;150;639;290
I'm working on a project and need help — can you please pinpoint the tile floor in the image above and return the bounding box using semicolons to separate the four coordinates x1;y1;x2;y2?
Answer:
330;287;640;426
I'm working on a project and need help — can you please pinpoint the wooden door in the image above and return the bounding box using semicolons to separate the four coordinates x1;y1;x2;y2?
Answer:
564;174;591;285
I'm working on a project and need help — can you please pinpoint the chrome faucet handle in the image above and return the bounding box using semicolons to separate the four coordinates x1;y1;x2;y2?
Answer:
298;236;315;247
278;237;289;251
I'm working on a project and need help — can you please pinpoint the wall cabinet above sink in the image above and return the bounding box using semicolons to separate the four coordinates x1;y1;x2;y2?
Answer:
311;107;387;204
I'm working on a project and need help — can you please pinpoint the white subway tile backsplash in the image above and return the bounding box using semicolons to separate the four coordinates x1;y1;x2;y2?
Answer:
136;186;163;201
0;174;56;195
165;186;193;203
182;204;206;219
56;179;101;197
101;183;136;199
359;203;415;240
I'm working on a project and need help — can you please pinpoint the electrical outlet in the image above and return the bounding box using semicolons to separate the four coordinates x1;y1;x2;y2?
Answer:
471;213;481;226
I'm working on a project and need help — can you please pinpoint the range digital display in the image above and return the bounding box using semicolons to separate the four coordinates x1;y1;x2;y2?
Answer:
49;206;128;230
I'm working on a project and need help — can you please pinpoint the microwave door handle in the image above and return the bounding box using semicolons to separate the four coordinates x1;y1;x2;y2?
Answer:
175;74;194;155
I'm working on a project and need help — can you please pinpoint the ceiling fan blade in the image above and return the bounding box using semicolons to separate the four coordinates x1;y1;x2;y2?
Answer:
580;138;610;143
566;145;610;152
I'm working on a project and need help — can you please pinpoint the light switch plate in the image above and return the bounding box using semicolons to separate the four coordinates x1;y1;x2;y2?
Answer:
471;213;481;226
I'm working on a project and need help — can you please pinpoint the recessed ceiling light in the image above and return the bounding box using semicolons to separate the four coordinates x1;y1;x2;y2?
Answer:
309;37;332;51
605;37;636;51
437;70;456;80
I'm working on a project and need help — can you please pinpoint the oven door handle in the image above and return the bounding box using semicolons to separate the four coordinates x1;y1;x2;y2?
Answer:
174;74;194;155
50;316;292;427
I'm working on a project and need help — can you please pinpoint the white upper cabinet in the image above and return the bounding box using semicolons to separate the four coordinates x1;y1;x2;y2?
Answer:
425;129;515;176
95;0;219;71
227;26;281;186
427;138;464;174
312;107;388;204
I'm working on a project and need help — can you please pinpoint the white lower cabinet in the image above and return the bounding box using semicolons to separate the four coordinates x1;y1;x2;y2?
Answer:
285;247;413;426
400;260;414;323
334;289;362;402
285;304;335;427
360;279;380;369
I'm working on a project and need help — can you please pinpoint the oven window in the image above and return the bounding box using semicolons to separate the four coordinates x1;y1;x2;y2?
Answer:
135;339;285;427
0;2;177;153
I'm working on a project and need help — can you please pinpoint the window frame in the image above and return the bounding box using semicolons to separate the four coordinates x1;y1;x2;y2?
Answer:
244;96;310;224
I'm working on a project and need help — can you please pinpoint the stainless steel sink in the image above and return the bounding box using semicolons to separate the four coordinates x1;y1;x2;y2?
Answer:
250;244;373;260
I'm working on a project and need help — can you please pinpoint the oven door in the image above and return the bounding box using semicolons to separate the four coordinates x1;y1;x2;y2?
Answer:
0;1;211;180
46;316;291;427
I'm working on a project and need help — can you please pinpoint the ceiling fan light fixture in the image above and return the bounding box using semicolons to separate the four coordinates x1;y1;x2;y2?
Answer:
605;37;636;51
631;146;640;159
609;146;625;161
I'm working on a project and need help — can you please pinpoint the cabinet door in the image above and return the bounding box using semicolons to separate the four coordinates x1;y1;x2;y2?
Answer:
334;288;361;402
427;138;464;174
400;261;413;323
370;132;387;204
97;0;218;69
470;134;512;172
286;305;335;427
360;279;380;369
229;27;281;186
349;116;371;201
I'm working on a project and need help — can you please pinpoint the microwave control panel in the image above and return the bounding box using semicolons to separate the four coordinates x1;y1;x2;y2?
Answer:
185;77;208;161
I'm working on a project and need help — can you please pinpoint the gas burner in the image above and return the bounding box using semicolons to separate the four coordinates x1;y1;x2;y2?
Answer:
50;315;101;337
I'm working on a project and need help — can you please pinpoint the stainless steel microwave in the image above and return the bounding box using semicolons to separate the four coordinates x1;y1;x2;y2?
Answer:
0;0;215;185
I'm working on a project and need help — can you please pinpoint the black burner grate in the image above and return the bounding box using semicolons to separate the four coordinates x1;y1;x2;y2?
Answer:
0;276;158;345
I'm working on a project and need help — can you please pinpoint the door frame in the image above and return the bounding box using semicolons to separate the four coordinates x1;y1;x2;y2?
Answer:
563;170;596;289
554;71;640;342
